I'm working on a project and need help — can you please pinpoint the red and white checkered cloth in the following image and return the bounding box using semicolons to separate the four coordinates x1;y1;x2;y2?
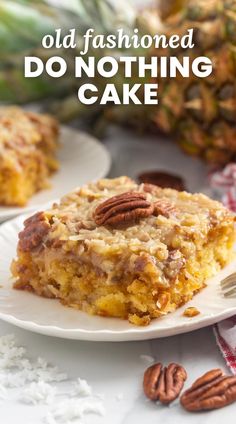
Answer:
209;163;236;212
209;163;236;375
214;318;236;375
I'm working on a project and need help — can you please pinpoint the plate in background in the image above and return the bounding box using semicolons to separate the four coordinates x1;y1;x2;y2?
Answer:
0;214;236;342
0;126;111;223
104;126;213;197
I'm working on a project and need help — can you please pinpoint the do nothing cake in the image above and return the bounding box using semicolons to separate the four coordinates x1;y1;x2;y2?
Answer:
12;176;235;326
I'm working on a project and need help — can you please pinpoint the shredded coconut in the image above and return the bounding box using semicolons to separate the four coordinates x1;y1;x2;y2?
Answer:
45;398;105;424
72;378;92;397
0;334;26;370
0;334;105;423
140;354;155;364
0;337;67;389
20;381;57;405
34;357;68;383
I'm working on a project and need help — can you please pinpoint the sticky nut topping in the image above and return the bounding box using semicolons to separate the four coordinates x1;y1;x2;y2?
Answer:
153;199;177;218
143;362;187;404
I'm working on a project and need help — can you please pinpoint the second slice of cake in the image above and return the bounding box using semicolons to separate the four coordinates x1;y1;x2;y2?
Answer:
12;176;235;325
0;107;59;206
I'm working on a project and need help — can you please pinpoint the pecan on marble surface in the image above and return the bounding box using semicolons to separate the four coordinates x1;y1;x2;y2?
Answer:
143;362;187;404
93;191;154;227
180;369;236;411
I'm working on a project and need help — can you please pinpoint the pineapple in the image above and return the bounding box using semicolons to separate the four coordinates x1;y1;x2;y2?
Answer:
1;0;234;165
0;0;137;106
154;0;236;164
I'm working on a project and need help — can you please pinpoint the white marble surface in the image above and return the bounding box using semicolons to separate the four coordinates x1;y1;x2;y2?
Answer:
0;322;235;424
0;126;235;423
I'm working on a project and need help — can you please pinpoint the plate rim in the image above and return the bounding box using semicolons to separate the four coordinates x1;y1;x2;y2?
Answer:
0;306;236;342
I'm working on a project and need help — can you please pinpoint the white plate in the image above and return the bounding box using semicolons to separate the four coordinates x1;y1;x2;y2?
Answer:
0;126;111;223
0;215;236;342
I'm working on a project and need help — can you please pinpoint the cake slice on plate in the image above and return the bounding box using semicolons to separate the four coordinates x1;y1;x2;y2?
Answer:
12;176;235;325
0;107;59;206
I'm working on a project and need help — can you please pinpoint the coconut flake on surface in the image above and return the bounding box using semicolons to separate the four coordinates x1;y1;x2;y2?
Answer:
0;334;26;370
0;335;67;390
72;378;92;397
45;398;105;424
34;357;68;383
20;381;57;405
139;354;155;364
0;334;106;422
0;370;29;388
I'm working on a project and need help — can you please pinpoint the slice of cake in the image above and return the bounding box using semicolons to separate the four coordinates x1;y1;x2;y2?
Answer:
0;106;59;206
11;176;235;325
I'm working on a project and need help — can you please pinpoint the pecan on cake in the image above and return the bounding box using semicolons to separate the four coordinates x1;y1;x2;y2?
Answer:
11;176;235;326
0;106;59;206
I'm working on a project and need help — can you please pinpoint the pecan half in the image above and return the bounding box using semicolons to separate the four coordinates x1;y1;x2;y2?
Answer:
93;192;154;227
143;362;187;404
153;199;177;218
142;183;162;195
180;369;236;411
19;212;50;252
